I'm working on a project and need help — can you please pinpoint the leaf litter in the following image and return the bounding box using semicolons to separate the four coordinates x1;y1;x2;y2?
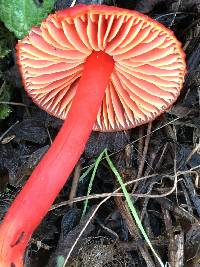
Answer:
0;0;200;266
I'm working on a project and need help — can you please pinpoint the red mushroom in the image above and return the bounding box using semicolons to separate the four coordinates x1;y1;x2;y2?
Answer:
0;4;186;266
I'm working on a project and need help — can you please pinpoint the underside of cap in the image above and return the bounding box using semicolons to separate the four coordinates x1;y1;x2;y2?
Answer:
17;4;186;132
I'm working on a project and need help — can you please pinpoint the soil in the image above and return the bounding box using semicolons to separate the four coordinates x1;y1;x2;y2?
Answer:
0;0;200;266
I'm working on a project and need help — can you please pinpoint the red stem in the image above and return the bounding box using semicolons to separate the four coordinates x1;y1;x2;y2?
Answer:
0;51;114;267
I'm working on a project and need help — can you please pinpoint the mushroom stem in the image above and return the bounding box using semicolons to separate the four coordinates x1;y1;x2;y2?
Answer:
0;51;114;267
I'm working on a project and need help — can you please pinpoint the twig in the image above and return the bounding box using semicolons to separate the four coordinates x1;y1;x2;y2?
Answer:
129;118;179;151
115;196;156;267
50;166;200;211
132;122;153;193
180;181;194;217
70;0;77;7
31;238;51;251
186;143;200;163
184;174;200;216
120;238;168;251
69;162;82;207
0;101;27;107
137;126;145;165
0;121;19;143
80;117;180;173
46;127;52;144
156;197;196;224
155;11;196;21
97;221;119;240
155;143;168;171
63;191;112;266
137;122;152;179
169;0;182;28
169;230;184;267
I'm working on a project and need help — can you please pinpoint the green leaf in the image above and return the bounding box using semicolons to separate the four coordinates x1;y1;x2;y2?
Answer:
0;0;55;39
0;104;11;119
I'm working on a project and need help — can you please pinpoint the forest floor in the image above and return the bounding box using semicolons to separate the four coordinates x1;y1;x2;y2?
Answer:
0;0;200;266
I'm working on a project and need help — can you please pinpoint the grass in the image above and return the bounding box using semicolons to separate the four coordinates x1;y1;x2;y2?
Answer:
81;149;105;218
81;148;166;267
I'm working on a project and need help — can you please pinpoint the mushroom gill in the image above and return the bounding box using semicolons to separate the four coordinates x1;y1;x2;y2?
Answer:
17;4;186;131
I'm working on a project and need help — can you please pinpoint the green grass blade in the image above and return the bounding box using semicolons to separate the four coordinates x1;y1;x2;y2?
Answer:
104;149;165;267
79;164;94;183
81;149;106;218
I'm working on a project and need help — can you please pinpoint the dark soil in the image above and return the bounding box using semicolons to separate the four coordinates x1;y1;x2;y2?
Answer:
0;0;200;266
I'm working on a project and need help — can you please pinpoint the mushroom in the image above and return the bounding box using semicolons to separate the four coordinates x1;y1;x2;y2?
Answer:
0;4;186;267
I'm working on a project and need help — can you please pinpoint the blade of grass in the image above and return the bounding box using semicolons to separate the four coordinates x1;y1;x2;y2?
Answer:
104;149;165;267
79;164;94;182
81;149;106;218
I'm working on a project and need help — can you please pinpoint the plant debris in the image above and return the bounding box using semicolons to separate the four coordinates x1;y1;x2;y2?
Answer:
0;0;199;266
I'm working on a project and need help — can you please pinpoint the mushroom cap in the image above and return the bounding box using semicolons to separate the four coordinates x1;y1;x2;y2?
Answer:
17;4;186;132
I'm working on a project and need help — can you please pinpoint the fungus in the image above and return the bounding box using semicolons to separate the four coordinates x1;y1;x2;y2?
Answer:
0;4;186;266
